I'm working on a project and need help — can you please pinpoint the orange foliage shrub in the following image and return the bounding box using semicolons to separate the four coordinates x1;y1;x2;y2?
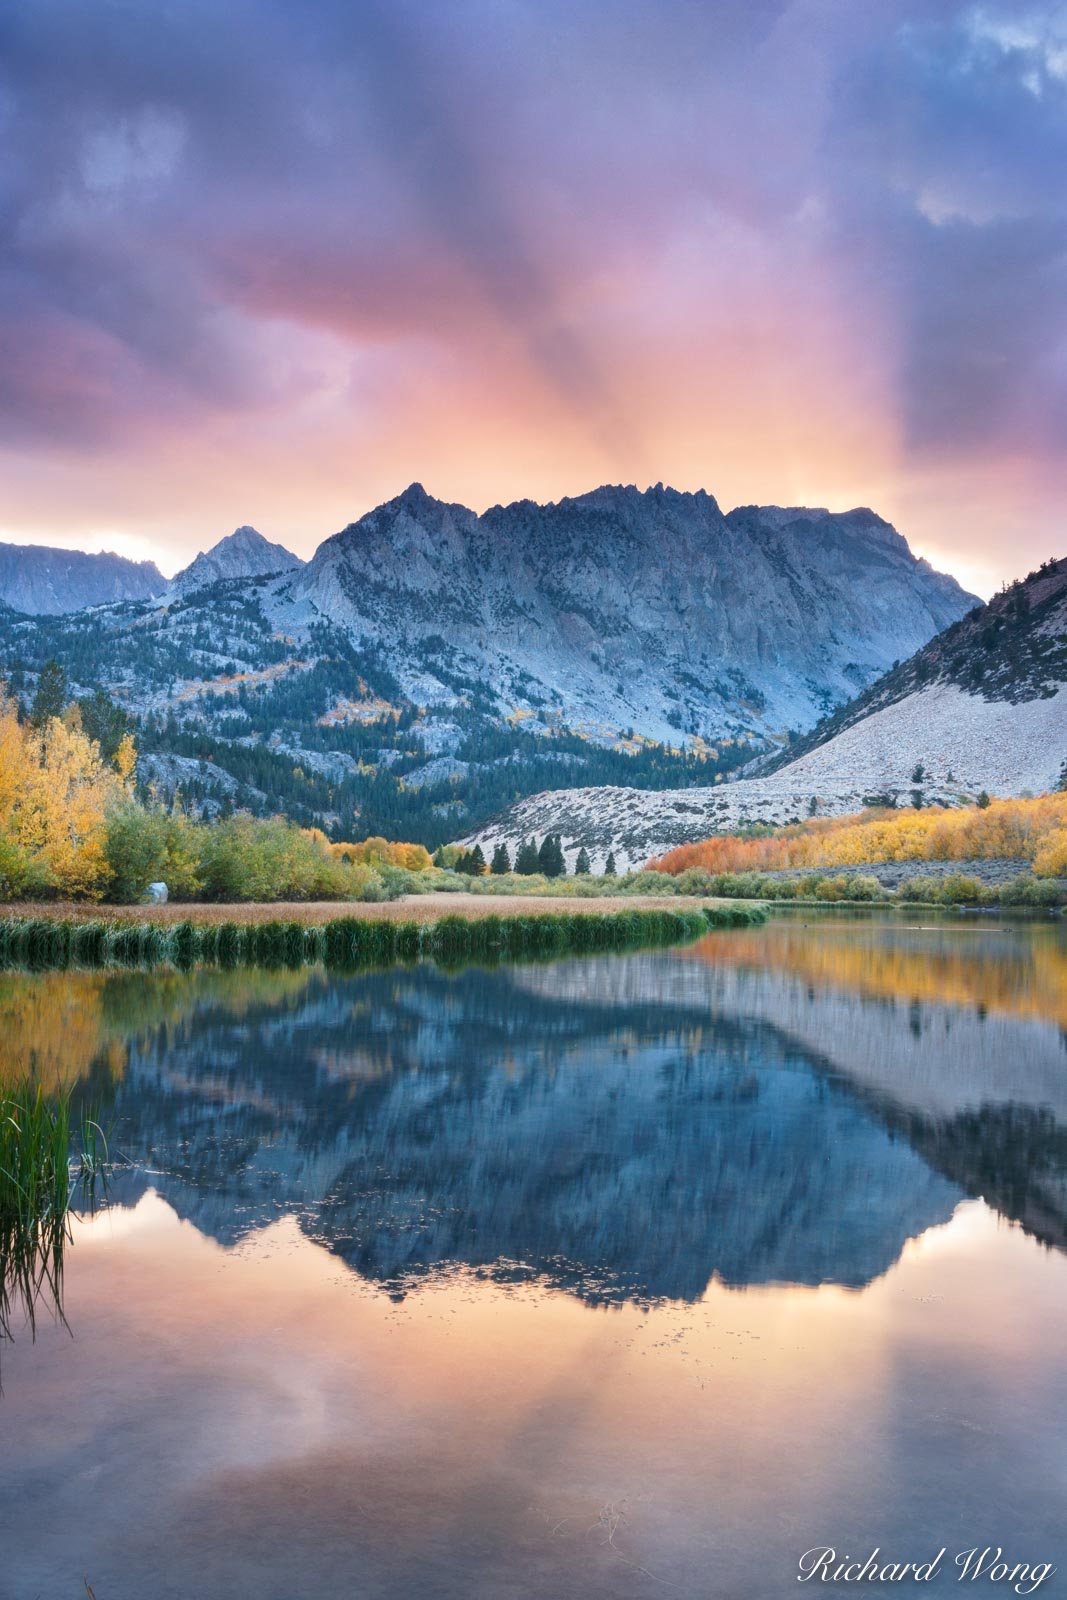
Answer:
651;793;1067;877
324;834;434;872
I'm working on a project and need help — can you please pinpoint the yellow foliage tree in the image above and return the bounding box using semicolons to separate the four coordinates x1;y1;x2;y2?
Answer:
114;731;138;783
327;835;433;872
0;694;125;899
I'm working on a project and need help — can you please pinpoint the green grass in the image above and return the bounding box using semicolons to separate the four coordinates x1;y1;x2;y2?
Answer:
0;903;767;973
0;1081;108;1351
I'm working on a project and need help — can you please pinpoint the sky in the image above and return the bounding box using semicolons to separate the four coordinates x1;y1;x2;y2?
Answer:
1;0;1065;594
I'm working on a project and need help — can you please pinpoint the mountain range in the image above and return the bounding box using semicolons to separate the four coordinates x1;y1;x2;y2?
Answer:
462;556;1067;867
0;484;975;844
0;525;305;614
290;482;972;742
0;542;164;614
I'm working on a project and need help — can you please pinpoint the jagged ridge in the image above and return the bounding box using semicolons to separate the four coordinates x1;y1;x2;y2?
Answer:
0;542;163;615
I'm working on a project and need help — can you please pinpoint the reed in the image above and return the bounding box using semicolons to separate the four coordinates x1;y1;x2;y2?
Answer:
0;903;765;973
0;1080;108;1350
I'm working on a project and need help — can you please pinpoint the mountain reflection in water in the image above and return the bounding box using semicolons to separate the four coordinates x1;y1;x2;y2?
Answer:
7;912;1065;1304
3;914;1067;1600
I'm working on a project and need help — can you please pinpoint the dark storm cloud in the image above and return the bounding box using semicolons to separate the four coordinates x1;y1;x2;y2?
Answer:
0;0;798;458
0;0;1064;516
828;5;1067;455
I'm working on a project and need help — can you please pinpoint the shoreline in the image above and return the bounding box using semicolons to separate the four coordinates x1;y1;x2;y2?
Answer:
0;903;766;974
0;893;1060;926
0;892;715;925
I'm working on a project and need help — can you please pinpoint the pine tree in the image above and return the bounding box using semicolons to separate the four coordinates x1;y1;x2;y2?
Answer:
491;842;511;874
515;838;539;875
469;843;487;875
79;688;129;762
31;659;66;728
538;833;565;877
603;851;617;876
574;846;591;874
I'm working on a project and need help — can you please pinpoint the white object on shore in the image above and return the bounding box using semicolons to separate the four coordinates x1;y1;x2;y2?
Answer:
146;882;169;903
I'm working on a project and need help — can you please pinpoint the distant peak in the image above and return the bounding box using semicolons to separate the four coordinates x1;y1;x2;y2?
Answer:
170;524;302;593
395;482;434;509
373;481;474;524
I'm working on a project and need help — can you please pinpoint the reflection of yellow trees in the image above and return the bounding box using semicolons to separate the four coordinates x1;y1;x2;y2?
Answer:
654;793;1067;878
0;966;320;1092
0;973;124;1092
687;926;1067;1030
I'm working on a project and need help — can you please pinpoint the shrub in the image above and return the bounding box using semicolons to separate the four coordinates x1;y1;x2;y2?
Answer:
104;801;169;903
846;875;885;901
813;874;851;902
198;815;353;901
935;873;986;904
651;792;1067;877
0;832;53;899
997;875;1062;906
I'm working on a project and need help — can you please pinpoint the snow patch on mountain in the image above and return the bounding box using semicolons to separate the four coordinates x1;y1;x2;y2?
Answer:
458;683;1067;872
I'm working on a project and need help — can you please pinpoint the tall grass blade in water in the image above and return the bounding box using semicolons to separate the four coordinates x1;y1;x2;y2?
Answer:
0;1081;109;1360
0;903;767;973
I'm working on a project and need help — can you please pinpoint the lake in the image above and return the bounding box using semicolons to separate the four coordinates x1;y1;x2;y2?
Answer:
1;911;1066;1599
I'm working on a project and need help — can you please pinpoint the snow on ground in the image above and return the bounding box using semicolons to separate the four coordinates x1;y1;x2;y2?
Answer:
457;683;1067;870
779;682;1067;797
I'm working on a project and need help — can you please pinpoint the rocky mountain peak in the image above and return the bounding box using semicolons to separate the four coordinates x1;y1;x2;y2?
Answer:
170;526;303;596
229;524;268;547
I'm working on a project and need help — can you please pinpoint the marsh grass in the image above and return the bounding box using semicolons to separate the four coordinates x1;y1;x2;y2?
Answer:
0;903;767;974
0;1081;109;1354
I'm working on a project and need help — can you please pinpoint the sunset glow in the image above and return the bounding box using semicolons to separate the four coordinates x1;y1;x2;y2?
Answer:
3;1;1065;590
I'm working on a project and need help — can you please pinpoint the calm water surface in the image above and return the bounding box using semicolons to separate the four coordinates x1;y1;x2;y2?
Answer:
1;913;1066;1599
